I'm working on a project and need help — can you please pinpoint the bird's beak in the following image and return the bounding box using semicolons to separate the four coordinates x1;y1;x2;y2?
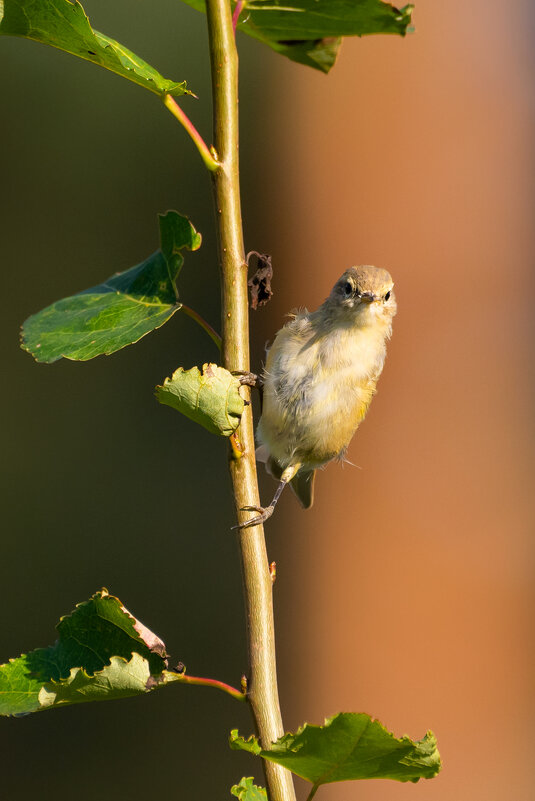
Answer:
359;292;377;303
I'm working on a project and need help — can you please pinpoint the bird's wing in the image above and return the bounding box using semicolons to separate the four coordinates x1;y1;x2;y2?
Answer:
255;444;270;464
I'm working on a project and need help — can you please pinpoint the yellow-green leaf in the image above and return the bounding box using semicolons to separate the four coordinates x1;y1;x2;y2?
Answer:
231;777;267;801
156;363;245;436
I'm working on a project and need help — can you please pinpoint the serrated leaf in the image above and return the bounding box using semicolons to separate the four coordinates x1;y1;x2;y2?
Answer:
230;713;441;786
156;363;245;436
0;589;185;716
181;0;413;73
21;211;201;362
231;777;267;801
0;0;190;96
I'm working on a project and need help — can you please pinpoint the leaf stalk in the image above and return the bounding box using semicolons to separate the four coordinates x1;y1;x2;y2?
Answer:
163;94;220;171
305;784;320;801
173;672;246;701
232;1;246;32
180;303;222;349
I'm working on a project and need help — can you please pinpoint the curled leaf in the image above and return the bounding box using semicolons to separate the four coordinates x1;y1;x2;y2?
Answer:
247;252;273;310
156;363;245;437
231;777;267;800
0;589;173;716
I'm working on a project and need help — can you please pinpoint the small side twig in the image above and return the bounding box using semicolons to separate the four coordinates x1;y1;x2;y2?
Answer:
172;671;247;701
232;1;245;33
162;94;220;171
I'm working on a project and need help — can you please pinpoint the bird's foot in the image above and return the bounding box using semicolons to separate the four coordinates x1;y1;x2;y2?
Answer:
232;504;275;530
232;370;263;389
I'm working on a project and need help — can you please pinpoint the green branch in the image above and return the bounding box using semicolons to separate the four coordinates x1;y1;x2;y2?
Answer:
204;2;296;800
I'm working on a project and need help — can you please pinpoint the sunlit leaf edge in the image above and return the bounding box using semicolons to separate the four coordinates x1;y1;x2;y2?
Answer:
231;777;268;800
0;0;191;97
230;712;441;785
0;589;184;716
155;362;245;437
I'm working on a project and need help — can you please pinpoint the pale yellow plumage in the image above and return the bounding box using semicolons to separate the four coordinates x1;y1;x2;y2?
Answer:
239;265;396;528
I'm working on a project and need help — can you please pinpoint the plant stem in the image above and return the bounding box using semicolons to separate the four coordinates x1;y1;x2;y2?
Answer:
204;2;296;801
180;303;222;349
305;784;320;801
173;672;246;701
162;94;219;172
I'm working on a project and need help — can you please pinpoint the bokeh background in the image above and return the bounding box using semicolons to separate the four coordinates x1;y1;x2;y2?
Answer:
1;1;533;799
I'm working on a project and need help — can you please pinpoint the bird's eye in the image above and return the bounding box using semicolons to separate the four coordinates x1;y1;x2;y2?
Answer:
384;290;391;301
343;281;353;297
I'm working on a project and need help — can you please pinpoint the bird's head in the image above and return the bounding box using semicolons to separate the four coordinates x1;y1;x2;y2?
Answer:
327;265;396;327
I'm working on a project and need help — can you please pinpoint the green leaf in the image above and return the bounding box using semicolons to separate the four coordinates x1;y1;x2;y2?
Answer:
238;0;413;38
159;210;202;270
156;363;245;437
181;0;413;73
21;211;201;363
230;713;441;787
231;777;267;801
0;0;189;96
0;589;186;716
265;37;342;74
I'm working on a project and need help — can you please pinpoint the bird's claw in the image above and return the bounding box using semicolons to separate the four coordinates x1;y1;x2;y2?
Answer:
232;371;262;389
232;504;274;530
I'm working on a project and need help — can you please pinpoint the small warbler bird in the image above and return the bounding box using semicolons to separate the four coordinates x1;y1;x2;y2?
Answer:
239;265;396;529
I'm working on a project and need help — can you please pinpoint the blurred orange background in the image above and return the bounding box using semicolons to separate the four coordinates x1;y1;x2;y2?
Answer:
0;1;533;800
253;3;535;799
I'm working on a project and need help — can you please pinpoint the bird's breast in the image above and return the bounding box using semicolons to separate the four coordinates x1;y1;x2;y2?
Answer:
258;323;387;469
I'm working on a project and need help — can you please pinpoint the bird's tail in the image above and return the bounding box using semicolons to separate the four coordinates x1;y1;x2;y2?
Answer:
256;449;315;510
290;469;315;509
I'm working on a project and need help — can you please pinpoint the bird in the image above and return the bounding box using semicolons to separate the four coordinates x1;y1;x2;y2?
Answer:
238;265;396;529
